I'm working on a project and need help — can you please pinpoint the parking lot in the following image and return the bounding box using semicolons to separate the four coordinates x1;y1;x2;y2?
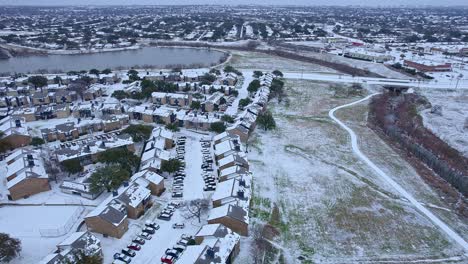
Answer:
105;131;220;264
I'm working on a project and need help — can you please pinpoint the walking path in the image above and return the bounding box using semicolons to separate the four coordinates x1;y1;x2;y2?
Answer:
328;93;468;253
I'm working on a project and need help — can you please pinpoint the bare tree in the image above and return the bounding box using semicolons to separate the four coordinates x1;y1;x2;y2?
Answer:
250;223;269;264
184;199;210;223
68;79;88;100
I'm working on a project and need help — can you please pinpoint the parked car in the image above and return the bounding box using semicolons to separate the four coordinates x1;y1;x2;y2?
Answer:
158;213;171;221
121;248;136;257
161;255;176;264
165;249;180;258
181;234;193;240
139;232;152;240
173;244;186;253
162;209;174;216
204;186;216;191
177;238;189;246
113;253;132;263
145;221;160;230
127;243;141;251
172;223;185;229
132;237;145;245
143;227;156;234
169;201;182;208
172;192;183;198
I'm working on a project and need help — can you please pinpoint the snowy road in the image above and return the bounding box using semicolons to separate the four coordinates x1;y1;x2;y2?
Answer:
328;94;468;253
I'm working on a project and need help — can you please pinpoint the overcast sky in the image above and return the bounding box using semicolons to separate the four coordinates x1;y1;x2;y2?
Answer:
1;0;467;6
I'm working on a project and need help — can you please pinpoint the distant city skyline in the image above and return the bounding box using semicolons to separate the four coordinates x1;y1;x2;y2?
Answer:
1;0;468;7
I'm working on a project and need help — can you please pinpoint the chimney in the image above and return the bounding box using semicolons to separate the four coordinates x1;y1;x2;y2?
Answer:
15;119;21;127
206;248;215;259
237;189;245;198
235;145;241;152
239;179;245;187
28;159;35;167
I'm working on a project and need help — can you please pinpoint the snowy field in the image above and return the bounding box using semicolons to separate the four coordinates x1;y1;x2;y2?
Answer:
228;50;337;73
418;88;468;157
235;79;467;263
0;205;86;264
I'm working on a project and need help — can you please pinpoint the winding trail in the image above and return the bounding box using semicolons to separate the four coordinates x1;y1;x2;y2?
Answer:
328;93;468;253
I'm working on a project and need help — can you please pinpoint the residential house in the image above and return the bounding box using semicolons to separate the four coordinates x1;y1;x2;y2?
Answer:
115;181;152;219
178;224;241;264
131;169;165;196
3;149;50;200
217;153;249;171
219;166;251;182
54;133;135;165
85;200;129;238
207;204;249;236
0;116;31;149
212;177;251;209
39;231;102;264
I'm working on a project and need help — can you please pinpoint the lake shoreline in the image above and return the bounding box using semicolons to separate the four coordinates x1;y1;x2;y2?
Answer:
0;46;229;75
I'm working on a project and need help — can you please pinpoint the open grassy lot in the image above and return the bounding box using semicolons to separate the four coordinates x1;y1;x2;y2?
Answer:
227;50;336;73
235;79;467;263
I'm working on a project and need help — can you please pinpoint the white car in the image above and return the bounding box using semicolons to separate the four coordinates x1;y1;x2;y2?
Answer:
139;232;152;240
172;223;185;229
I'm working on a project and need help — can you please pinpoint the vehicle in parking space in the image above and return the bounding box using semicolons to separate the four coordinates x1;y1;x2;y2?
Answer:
132;237;145;245
143;226;156;234
166;205;176;211
174;177;184;181
161;255;176;264
139;232;152;240
127;243;141;251
158;213;172;220
172;222;185;229
204;186;216;191
181;234;193;240
121;248;136;257
113;253;132;263
172;192;183;198
162;209;174;216
112;259;128;264
177;238;189;246
165;249;180;258
173;244;186;253
169;201;182;208
145;220;160;229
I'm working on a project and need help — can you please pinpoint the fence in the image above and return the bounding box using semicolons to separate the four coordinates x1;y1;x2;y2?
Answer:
39;206;85;237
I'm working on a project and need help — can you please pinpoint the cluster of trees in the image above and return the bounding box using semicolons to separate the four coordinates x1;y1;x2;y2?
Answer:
247;79;261;94
199;73;217;85
165;123;180;132
210;122;227;133
257;111;276;131
113;78;179;100
269;79;285;102
369;93;468;196
223;65;242;76
89;148;140;193
0;233;21;263
160;158;183;175
239;97;252;108
121;124;153;142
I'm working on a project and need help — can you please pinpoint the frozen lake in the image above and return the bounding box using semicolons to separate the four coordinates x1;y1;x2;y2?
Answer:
0;46;225;74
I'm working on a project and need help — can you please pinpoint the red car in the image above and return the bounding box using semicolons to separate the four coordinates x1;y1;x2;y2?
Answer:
127;243;141;251
161;255;175;264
